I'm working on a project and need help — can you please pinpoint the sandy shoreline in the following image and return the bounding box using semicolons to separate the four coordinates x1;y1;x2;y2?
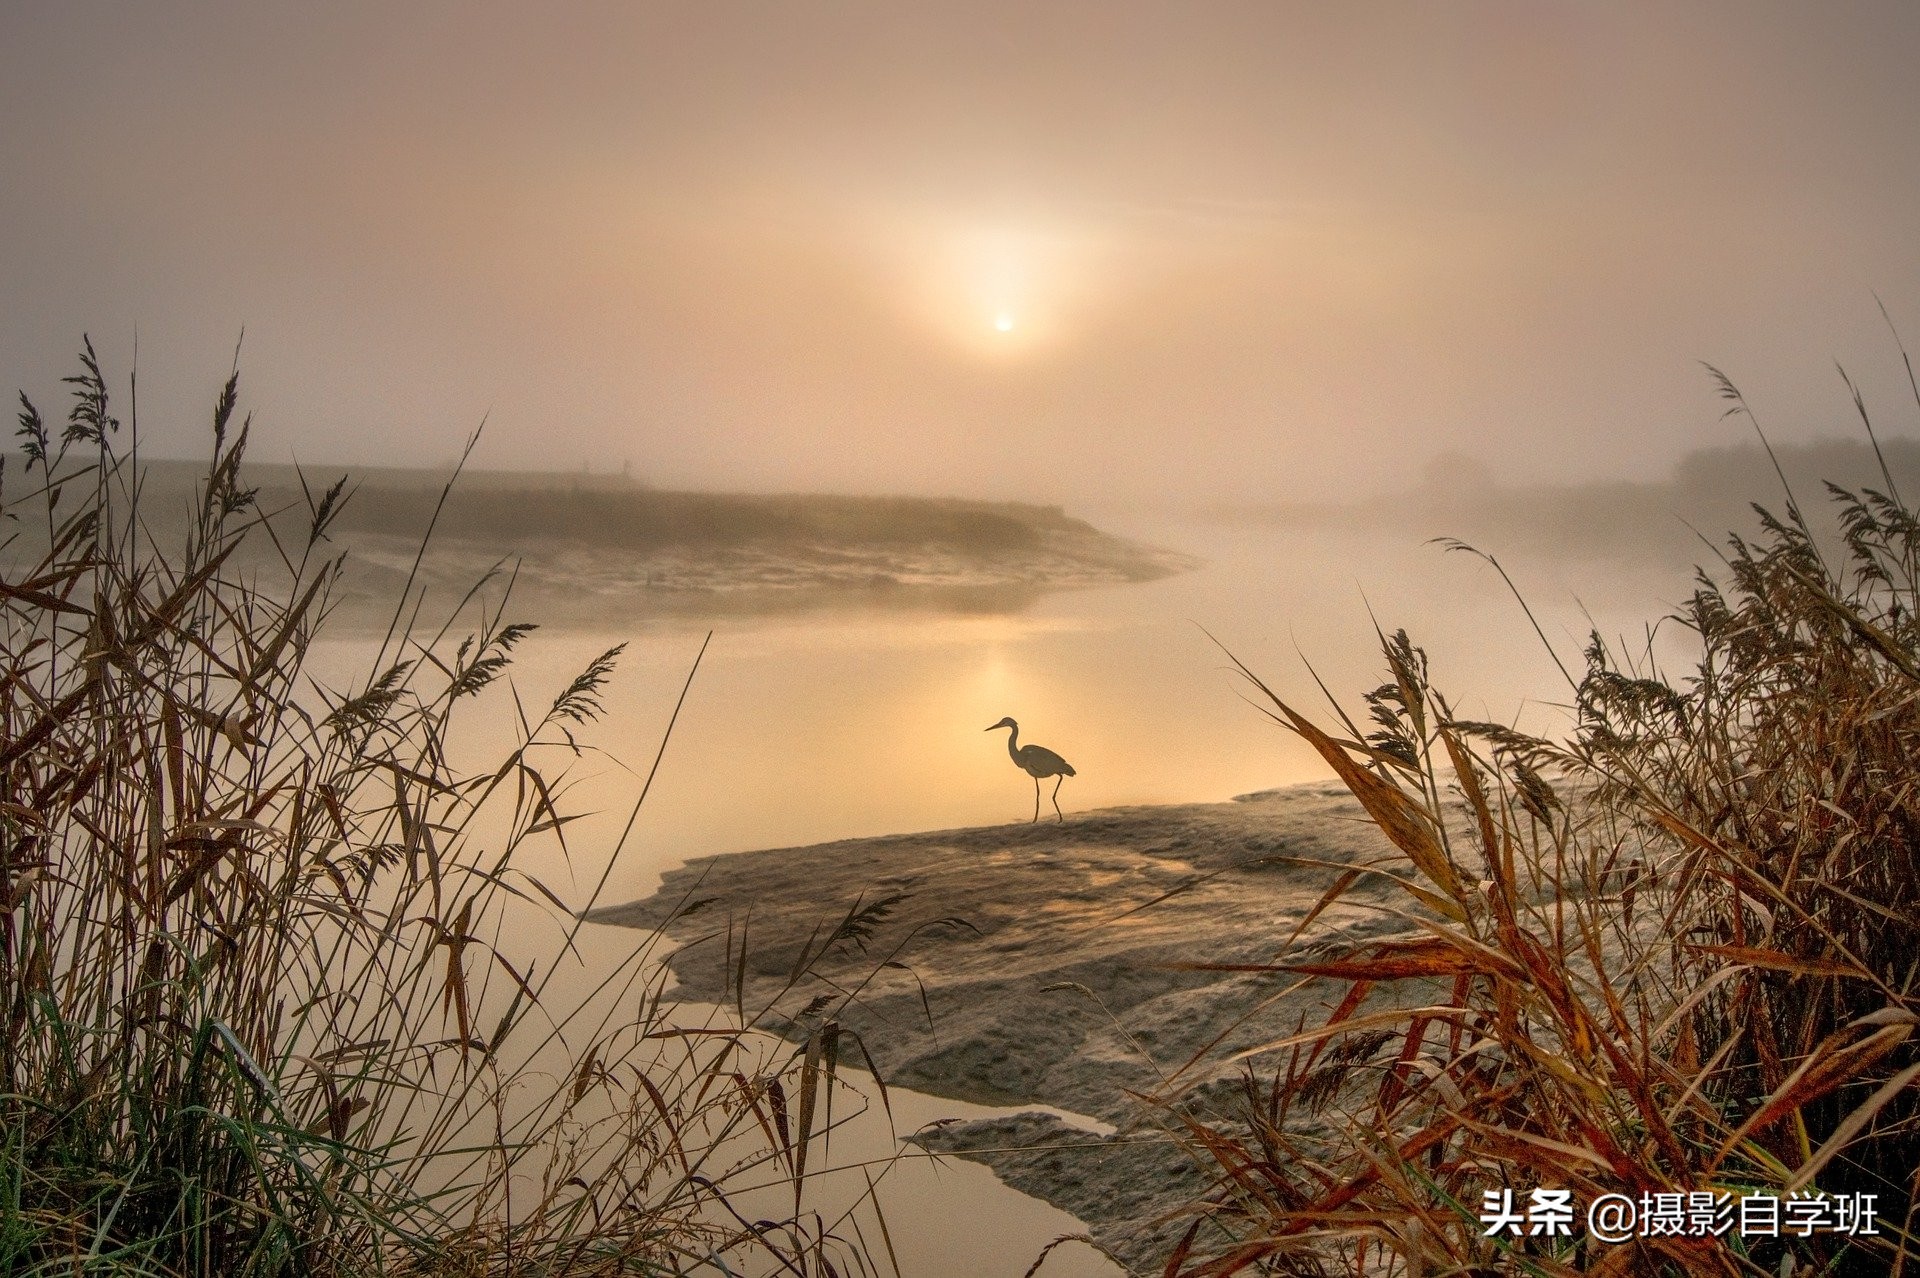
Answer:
591;781;1422;1267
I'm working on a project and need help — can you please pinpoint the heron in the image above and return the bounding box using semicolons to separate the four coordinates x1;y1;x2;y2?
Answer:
985;716;1075;823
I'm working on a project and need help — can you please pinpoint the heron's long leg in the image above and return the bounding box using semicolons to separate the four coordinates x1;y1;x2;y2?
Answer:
1051;774;1065;822
1031;776;1041;823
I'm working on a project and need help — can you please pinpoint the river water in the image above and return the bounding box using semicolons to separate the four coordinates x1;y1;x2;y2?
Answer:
471;510;1697;902
313;508;1699;1276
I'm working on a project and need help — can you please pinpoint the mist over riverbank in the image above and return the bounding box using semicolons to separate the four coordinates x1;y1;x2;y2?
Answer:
1216;434;1920;569
2;456;1197;622
20;432;1910;627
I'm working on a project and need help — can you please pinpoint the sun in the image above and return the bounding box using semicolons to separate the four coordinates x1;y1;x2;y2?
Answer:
994;312;1015;333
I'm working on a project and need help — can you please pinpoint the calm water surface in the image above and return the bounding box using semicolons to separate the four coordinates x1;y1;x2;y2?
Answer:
311;512;1695;1276
415;512;1692;903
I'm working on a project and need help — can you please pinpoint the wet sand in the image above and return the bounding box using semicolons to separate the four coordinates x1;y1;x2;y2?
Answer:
592;781;1422;1267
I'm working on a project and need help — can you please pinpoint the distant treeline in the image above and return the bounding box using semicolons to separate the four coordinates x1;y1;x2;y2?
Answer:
1667;435;1920;503
1235;436;1920;565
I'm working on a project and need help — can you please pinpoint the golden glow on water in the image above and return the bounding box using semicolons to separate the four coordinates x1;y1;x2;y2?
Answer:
314;515;1694;912
303;514;1692;1278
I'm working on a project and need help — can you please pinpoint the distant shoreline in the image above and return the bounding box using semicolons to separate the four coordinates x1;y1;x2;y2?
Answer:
1;456;1201;622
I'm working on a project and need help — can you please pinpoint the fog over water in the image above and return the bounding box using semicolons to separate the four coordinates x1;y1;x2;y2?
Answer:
300;506;1697;916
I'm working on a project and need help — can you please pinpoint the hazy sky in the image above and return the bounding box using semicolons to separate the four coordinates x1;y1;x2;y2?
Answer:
3;2;1918;504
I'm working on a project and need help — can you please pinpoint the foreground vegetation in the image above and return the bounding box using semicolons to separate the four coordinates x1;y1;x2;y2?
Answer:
1157;368;1920;1274
21;335;1920;1277
1;348;883;1275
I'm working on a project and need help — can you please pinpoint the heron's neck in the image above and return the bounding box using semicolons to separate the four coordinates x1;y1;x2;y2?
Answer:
1004;725;1020;759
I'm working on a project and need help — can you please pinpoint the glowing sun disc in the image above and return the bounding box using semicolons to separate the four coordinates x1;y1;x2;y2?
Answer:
994;312;1015;333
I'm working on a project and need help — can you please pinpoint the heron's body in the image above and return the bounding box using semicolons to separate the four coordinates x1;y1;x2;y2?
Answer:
985;717;1075;822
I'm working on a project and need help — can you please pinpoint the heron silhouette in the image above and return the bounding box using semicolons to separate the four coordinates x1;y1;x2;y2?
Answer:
985;717;1075;823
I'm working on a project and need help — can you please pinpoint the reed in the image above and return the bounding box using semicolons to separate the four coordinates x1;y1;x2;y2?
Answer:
0;345;881;1276
1155;365;1920;1275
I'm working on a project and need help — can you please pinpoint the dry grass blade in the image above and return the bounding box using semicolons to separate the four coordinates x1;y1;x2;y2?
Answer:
1273;938;1517;982
1687;944;1868;979
1711;1021;1914;1171
1273;698;1464;909
1786;1061;1920;1193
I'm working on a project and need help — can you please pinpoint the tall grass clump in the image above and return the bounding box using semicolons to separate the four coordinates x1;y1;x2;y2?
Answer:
1156;366;1920;1275
1;345;882;1276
